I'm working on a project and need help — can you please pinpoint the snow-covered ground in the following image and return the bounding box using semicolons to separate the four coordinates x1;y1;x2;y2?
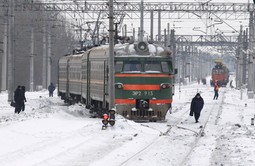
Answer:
0;79;255;166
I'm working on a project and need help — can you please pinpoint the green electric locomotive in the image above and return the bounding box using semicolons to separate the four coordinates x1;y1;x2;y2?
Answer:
58;41;177;121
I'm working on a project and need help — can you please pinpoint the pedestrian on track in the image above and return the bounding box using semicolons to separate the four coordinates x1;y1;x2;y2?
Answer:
213;81;219;100
190;93;204;123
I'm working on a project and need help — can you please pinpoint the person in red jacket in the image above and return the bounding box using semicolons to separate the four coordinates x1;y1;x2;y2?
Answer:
213;82;219;100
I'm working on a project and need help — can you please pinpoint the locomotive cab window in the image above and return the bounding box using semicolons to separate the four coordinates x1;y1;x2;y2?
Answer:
213;69;224;74
144;61;161;73
161;61;171;73
123;61;141;72
115;61;123;73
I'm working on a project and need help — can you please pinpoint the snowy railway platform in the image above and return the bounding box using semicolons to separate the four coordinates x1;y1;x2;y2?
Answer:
0;83;255;166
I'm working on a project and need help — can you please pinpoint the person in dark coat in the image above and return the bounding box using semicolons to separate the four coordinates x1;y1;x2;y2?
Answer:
190;93;204;123
14;86;23;114
48;82;56;97
21;86;27;112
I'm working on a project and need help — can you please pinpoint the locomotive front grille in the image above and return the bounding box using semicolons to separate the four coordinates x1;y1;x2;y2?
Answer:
131;109;154;117
116;99;169;121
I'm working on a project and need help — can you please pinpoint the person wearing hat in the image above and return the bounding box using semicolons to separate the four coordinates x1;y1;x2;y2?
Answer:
190;93;204;123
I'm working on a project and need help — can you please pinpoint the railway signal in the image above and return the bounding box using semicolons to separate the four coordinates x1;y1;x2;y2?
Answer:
102;113;109;130
101;108;116;130
108;109;116;126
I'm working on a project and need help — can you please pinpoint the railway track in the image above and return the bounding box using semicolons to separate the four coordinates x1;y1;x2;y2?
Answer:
118;101;192;165
180;89;226;165
119;89;226;166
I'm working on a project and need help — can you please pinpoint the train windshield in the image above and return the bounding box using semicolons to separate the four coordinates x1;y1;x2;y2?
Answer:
212;69;224;74
123;61;141;72
115;60;172;73
161;62;171;73
115;61;123;73
144;61;161;73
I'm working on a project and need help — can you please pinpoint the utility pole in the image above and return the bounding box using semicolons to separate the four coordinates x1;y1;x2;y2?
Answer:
158;10;161;44
248;11;255;98
1;12;8;92
30;26;34;91
7;0;15;101
42;26;47;89
47;30;52;87
139;0;144;42
133;28;135;42
236;26;243;88
150;10;153;42
122;24;127;38
114;23;118;44
242;29;248;85
253;13;255;94
109;0;115;109
164;29;167;47
191;46;196;82
167;23;170;47
170;29;176;82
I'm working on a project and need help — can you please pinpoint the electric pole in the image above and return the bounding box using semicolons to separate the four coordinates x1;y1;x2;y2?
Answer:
7;0;15;101
109;0;115;109
158;10;161;44
42;26;47;89
30;25;34;91
47;30;52;87
1;12;8;92
139;0;144;42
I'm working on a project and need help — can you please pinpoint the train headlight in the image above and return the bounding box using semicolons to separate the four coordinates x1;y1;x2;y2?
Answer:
160;83;171;89
115;83;123;89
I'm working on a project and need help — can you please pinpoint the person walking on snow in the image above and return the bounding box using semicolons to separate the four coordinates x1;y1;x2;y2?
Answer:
213;82;219;100
48;83;56;97
14;86;23;114
190;93;204;123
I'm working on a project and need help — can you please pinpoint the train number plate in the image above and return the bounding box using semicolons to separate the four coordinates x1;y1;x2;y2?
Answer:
132;91;153;96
